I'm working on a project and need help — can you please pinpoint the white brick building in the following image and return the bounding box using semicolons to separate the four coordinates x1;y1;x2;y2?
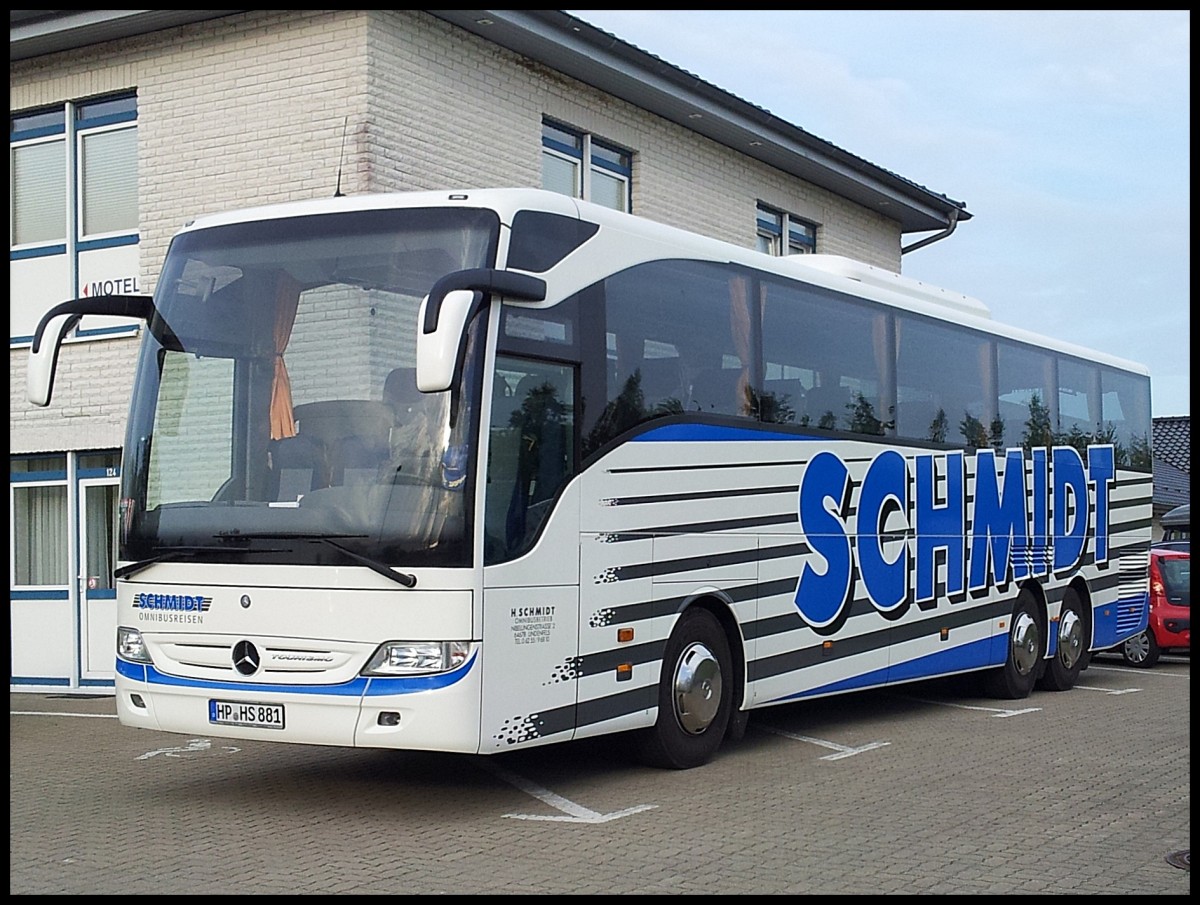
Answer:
9;10;969;692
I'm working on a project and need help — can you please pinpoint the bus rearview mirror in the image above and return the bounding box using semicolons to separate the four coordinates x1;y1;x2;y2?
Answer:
26;295;155;406
416;269;547;393
416;289;478;393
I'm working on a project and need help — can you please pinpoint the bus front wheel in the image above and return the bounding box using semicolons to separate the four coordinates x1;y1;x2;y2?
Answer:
984;589;1042;700
636;607;732;769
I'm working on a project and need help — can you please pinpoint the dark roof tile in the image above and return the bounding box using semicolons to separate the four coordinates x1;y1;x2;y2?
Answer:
1153;416;1190;474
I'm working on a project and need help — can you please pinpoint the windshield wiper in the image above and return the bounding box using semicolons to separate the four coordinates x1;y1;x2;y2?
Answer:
215;532;418;589
113;544;284;580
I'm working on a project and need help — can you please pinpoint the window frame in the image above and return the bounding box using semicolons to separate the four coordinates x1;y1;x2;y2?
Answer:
10;108;68;251
541;119;632;212
10;92;140;347
76;119;139;242
756;203;817;256
10;455;70;591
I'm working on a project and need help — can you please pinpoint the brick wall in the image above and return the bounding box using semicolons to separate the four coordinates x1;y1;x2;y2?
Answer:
10;9;903;456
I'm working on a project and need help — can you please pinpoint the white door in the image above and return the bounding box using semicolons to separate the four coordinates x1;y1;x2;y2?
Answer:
78;476;120;682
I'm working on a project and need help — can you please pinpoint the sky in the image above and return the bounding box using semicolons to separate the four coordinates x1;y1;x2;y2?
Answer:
568;10;1190;418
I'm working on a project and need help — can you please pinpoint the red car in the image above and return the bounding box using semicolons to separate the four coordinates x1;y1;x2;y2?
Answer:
1121;547;1190;667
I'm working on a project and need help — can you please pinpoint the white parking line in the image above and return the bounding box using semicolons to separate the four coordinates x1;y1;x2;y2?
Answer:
898;696;1042;717
137;738;241;759
1072;683;1142;695
1086;662;1191;678
481;760;658;823
757;724;891;759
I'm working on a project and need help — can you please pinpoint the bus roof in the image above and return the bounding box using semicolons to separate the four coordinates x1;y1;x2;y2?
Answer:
176;187;1149;377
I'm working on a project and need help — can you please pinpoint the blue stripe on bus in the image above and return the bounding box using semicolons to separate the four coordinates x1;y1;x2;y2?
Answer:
1092;593;1150;648
115;651;476;696
767;635;997;702
633;423;816;443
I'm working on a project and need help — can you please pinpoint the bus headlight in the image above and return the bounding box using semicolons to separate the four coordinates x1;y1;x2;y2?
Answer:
363;641;470;675
117;626;152;663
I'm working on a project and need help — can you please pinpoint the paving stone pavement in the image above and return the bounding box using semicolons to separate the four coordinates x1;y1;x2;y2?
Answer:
10;653;1189;894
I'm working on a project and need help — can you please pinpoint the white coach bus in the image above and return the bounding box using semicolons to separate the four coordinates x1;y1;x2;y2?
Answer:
27;188;1153;768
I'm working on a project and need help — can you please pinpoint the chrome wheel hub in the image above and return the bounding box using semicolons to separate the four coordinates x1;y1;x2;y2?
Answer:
672;641;722;734
1057;608;1084;669
1011;611;1040;676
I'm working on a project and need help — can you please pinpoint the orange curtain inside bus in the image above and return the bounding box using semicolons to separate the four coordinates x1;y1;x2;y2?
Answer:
728;275;761;416
269;275;302;440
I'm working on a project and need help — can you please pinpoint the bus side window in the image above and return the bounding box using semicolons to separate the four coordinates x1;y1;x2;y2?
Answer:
639;354;686;414
486;357;576;562
806;382;851;430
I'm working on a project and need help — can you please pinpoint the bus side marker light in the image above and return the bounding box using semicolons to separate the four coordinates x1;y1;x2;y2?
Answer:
940;627;950;641
617;627;634;643
822;640;834;656
616;663;633;681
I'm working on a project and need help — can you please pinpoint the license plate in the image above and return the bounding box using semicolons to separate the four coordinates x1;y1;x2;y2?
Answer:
209;699;285;729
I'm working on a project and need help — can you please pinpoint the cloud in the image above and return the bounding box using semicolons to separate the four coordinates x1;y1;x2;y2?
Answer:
568;10;1189;416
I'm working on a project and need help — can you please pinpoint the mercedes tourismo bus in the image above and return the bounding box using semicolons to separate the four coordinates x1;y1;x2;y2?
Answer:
27;188;1153;769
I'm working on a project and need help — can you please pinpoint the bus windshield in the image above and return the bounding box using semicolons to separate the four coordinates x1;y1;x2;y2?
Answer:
120;206;499;570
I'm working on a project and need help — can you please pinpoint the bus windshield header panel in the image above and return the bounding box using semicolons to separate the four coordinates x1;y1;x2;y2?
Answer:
121;207;499;570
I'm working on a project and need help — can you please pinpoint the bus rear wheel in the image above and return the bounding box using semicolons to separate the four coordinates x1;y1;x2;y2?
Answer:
636;607;732;769
984;589;1042;700
1037;587;1086;691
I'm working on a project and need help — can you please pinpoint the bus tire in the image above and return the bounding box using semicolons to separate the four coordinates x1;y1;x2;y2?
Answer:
1037;587;1086;691
636;607;732;769
1121;629;1160;668
983;589;1042;700
726;704;750;743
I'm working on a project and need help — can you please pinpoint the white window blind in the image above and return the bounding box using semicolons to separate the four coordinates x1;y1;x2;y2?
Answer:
81;126;138;237
12;140;66;246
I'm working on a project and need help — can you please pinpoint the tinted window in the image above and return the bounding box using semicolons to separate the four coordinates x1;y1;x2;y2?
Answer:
896;315;992;446
762;277;891;434
583;260;757;456
508;211;598;273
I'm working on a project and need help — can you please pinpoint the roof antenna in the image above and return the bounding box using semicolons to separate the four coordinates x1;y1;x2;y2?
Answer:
334;115;348;197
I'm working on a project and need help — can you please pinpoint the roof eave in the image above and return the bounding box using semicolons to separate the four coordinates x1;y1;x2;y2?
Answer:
10;8;970;233
428;10;969;234
9;10;248;61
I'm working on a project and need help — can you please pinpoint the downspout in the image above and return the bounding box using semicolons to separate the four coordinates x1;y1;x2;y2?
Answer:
900;206;960;255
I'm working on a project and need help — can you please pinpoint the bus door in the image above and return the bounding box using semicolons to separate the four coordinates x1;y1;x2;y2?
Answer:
480;356;583;751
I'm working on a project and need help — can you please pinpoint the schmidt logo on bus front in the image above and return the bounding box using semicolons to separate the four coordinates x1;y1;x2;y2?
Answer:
134;592;212;612
794;444;1116;629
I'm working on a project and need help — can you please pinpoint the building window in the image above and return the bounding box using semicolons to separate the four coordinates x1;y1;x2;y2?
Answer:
542;119;632;212
10;92;139;345
77;95;138;239
10;108;66;248
10;455;69;587
11;94;137;248
756;203;816;256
